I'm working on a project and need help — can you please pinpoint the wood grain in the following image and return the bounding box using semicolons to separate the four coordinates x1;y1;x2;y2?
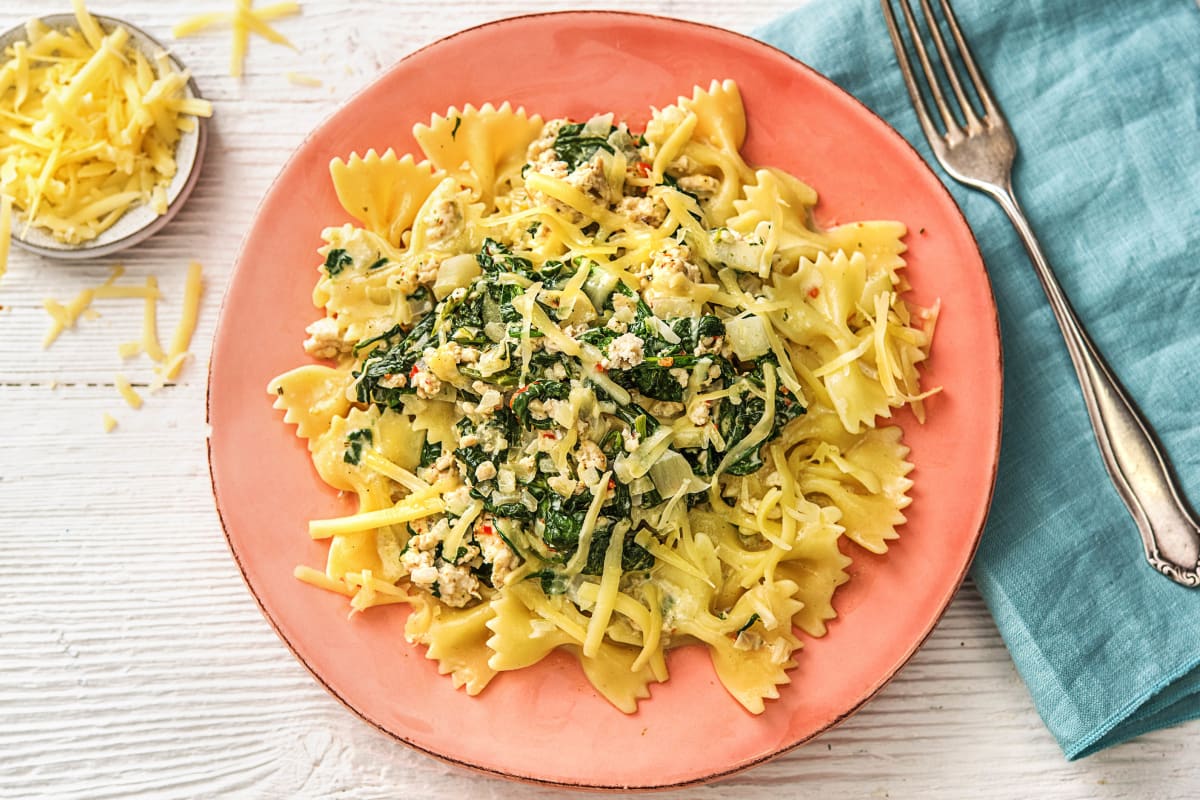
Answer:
1;1;1197;798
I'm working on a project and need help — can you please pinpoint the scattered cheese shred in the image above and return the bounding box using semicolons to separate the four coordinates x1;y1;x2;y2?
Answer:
285;71;321;88
164;261;202;372
293;565;353;596
173;1;301;78
42;288;95;348
101;412;118;433
0;195;11;283
141;275;165;362
0;1;213;244
115;373;143;409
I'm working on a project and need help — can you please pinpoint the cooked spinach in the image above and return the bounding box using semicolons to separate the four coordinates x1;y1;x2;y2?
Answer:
552;122;616;171
323;248;353;277
354;312;438;409
418;438;442;469
510;380;570;430
342;428;373;465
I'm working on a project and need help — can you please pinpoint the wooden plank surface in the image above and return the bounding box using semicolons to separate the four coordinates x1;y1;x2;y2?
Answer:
1;1;1197;798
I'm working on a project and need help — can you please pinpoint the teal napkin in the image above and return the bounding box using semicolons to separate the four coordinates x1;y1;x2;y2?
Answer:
756;0;1200;759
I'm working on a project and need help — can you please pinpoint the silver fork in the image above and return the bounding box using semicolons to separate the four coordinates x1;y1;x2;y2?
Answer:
881;0;1200;586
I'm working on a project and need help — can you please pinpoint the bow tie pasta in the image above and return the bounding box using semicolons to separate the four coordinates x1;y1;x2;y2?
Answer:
271;80;939;714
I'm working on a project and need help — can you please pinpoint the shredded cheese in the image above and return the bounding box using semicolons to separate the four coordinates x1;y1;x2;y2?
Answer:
115;373;143;409
582;523;627;657
563;471;613;577
308;493;444;539
0;194;11;282
173;1;301;78
141;276;165;362
161;261;203;378
42;288;95;348
0;2;213;244
293;565;353;596
285;71;322;88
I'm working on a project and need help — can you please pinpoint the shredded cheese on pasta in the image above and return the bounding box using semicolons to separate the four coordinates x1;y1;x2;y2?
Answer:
273;80;939;714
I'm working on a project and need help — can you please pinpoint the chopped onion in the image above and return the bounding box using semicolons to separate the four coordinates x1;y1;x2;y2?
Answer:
433;253;481;300
725;314;771;359
613;427;674;484
649;450;703;497
583;268;620;310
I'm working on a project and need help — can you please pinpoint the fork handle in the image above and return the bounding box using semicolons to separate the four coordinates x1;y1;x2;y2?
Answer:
992;184;1200;587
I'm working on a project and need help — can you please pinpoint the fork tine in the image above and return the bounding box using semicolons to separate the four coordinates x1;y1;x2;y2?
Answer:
879;0;946;147
917;0;981;132
934;0;1000;118
889;0;963;140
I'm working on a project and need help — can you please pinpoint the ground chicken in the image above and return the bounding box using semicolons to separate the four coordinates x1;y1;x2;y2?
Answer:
574;438;606;473
431;562;480;607
647;243;701;287
526;119;566;165
411;365;442;399
618;194;668;227
423;199;462;242
688;400;712;426
416;254;440;285
477;518;518;585
420;450;460;486
565;157;611;205
605;333;645;370
605;293;639;332
302;317;350;360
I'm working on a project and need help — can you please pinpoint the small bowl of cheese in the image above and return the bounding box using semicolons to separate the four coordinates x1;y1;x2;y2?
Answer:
0;4;212;260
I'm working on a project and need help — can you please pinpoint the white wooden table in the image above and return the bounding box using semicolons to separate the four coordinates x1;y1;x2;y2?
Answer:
1;1;1197;797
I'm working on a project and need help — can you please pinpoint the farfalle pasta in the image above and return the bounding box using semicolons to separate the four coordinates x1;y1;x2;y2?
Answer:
270;80;938;714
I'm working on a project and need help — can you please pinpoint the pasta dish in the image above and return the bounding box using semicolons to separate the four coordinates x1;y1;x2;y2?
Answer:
269;80;937;714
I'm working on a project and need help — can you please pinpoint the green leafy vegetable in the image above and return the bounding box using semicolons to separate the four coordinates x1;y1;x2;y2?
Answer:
323;248;353;277
342;428;373;465
552;122;616;171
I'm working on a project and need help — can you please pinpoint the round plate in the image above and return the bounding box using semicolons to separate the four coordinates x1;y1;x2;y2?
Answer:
208;11;1001;790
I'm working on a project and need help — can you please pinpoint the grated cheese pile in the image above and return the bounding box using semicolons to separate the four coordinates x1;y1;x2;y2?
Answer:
0;0;213;245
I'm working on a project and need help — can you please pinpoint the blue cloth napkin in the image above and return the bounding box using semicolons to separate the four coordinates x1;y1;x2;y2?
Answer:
756;0;1200;759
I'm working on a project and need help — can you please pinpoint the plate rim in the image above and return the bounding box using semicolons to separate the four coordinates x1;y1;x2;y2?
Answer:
206;8;1003;790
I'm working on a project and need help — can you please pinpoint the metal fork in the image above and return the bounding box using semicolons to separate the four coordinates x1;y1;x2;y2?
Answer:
881;0;1200;586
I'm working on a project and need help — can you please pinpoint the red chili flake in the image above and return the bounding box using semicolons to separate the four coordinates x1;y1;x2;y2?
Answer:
409;364;420;377
658;356;674;367
808;286;820;298
480;524;494;536
508;385;530;408
634;161;651;177
595;364;606;373
607;479;616;491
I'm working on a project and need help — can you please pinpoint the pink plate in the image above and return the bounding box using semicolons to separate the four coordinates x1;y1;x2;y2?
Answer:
208;11;1001;790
